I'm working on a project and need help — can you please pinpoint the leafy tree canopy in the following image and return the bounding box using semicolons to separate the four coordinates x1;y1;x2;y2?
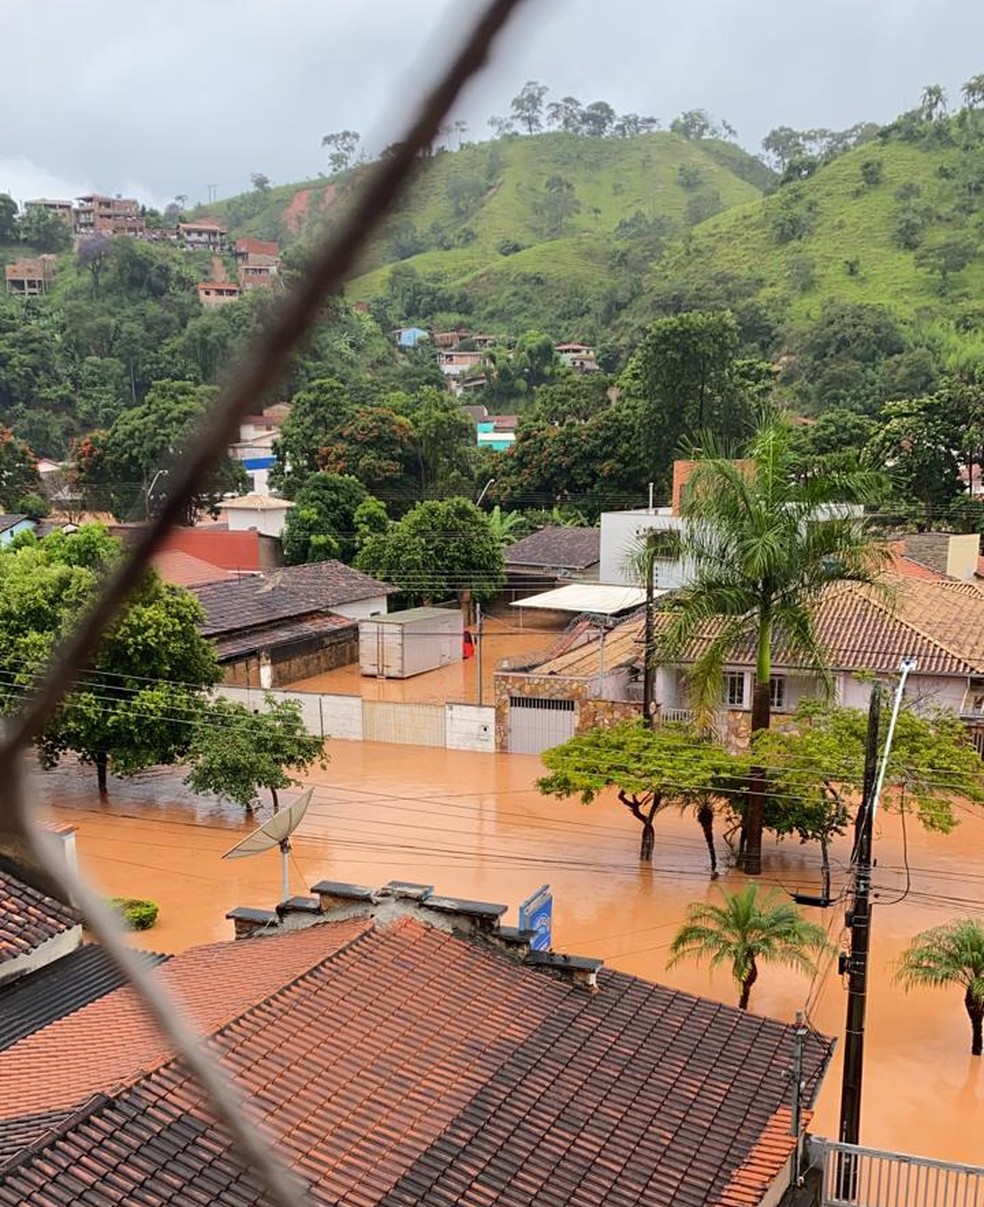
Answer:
356;496;504;605
282;472;379;565
185;694;327;812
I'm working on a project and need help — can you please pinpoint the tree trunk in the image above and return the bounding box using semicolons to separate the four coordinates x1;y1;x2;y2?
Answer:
738;959;758;1010
820;836;831;902
966;988;983;1056
639;820;655;863
95;751;108;800
271;786;280;815
741;614;773;877
696;801;718;876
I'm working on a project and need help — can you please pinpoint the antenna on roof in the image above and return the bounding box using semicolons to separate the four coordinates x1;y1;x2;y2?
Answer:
221;787;312;903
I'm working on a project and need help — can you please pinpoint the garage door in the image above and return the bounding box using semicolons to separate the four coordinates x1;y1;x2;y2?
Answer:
507;696;575;755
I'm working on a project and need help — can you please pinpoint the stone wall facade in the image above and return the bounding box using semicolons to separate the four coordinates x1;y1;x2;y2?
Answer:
222;628;358;689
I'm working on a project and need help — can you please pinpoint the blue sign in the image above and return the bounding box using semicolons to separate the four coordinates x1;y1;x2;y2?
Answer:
519;884;552;952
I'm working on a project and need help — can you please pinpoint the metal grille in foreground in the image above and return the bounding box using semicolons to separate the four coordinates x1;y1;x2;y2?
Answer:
0;4;532;1205
821;1141;984;1207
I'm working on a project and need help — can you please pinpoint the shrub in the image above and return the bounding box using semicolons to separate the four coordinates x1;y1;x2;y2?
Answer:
111;897;160;930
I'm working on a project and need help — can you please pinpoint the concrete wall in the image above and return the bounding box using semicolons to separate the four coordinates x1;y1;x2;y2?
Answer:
333;594;390;621
599;510;690;587
214;684;494;751
221;628;358;689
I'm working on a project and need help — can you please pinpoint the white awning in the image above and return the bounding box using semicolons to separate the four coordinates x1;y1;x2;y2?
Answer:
510;583;656;616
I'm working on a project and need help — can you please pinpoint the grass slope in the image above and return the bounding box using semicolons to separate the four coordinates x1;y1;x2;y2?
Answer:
639;135;984;324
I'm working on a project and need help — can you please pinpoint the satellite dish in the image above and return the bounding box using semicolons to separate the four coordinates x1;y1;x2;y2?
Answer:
222;788;312;902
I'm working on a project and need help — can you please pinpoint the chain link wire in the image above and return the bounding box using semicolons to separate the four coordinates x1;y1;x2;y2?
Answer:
2;3;532;1202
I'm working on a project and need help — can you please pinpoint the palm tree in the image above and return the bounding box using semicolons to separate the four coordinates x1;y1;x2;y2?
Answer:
487;505;525;548
896;919;984;1055
668;884;830;1010
661;413;885;874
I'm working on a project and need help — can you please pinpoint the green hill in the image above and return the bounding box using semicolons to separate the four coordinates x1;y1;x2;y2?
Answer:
205;131;770;336
630;121;984;329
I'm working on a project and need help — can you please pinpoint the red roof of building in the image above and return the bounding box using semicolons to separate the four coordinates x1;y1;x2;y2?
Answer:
151;549;243;588
888;541;949;581
0;902;832;1206
234;236;280;258
0;871;79;970
158;527;266;572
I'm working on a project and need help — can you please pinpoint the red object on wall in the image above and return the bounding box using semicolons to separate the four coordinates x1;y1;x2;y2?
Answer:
462;631;476;660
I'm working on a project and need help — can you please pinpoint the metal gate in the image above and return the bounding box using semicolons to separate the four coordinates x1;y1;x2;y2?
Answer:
507;696;575;754
820;1140;984;1207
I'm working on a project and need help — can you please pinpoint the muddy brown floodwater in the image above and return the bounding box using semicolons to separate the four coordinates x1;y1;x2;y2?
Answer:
33;740;984;1166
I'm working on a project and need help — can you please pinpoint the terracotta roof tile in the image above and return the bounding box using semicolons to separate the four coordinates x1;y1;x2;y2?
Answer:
0;917;370;1120
0;916;832;1206
0;869;79;968
530;576;984;680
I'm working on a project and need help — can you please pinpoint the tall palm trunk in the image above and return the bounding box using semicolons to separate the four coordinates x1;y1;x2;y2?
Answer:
742;613;772;876
738;958;758;1010
966;988;983;1056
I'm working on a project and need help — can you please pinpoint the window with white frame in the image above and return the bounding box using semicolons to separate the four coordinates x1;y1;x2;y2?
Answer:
725;672;746;708
770;675;787;711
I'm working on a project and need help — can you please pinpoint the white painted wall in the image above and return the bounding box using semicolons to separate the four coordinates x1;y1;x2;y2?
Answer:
447;703;496;752
599;509;690;587
223;504;290;538
319;694;364;741
333;595;390;621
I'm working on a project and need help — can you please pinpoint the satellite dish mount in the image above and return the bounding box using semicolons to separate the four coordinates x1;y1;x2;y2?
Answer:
221;788;313;903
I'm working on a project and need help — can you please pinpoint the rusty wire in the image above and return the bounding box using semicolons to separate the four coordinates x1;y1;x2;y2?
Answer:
1;2;532;1204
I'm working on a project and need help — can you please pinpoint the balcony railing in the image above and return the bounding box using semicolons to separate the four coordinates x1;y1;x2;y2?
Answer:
819;1139;984;1207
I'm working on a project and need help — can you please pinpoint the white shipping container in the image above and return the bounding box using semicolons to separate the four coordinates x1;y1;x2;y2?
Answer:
359;607;464;679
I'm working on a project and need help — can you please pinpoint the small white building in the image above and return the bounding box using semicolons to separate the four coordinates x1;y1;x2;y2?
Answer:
359;607;463;678
217;494;293;539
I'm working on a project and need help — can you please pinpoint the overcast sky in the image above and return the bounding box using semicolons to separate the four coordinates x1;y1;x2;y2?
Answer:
2;0;983;208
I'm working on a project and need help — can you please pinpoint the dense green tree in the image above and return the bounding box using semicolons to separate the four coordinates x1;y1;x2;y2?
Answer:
0;427;44;512
863;394;964;521
668;885;830;1009
0;525;221;796
321;129;361;173
619;310;762;495
545;95;584;133
662;413;885;875
281;473;375;565
74;380;247;521
186;694;326;813
17;206;72;253
538;721;743;866
356;497;504;606
0;194;18;242
896;919;984;1055
406;386;475;495
755;700;984;897
510;81;549;135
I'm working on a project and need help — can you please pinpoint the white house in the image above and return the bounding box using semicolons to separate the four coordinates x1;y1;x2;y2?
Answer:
217;494;293;539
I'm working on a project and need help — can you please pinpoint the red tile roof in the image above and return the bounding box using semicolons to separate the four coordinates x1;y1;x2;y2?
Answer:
152;548;242;587
0;915;831;1206
0;918;370;1120
716;1108;807;1206
0;871;79;969
158;527;266;572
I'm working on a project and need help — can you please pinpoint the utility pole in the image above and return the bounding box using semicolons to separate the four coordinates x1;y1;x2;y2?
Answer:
838;659;915;1190
476;601;484;706
790;1010;807;1184
643;533;656;729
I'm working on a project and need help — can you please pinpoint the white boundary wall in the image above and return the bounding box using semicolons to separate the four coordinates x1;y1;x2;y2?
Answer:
214;686;494;753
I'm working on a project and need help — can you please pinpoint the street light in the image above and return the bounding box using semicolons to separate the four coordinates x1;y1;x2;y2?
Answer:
476;477;496;507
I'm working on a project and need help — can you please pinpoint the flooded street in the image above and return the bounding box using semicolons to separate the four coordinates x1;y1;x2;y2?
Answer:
34;741;984;1166
288;614;559;704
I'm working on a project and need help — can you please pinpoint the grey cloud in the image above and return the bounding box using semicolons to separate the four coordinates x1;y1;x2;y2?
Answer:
1;0;982;205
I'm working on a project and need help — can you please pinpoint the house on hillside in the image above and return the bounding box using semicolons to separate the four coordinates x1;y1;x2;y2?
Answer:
555;340;600;372
23;198;73;225
178;220;227;250
0;515;34;546
476;414;517;451
0;879;833;1207
233;236;279;263
4;256;57;297
393;325;429;348
196;280;241;309
193;559;396;687
495;576;984;753
216;492;292;538
74;195;144;236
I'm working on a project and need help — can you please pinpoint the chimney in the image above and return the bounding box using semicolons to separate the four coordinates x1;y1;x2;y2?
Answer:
671;460;696;516
226;906;280;939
